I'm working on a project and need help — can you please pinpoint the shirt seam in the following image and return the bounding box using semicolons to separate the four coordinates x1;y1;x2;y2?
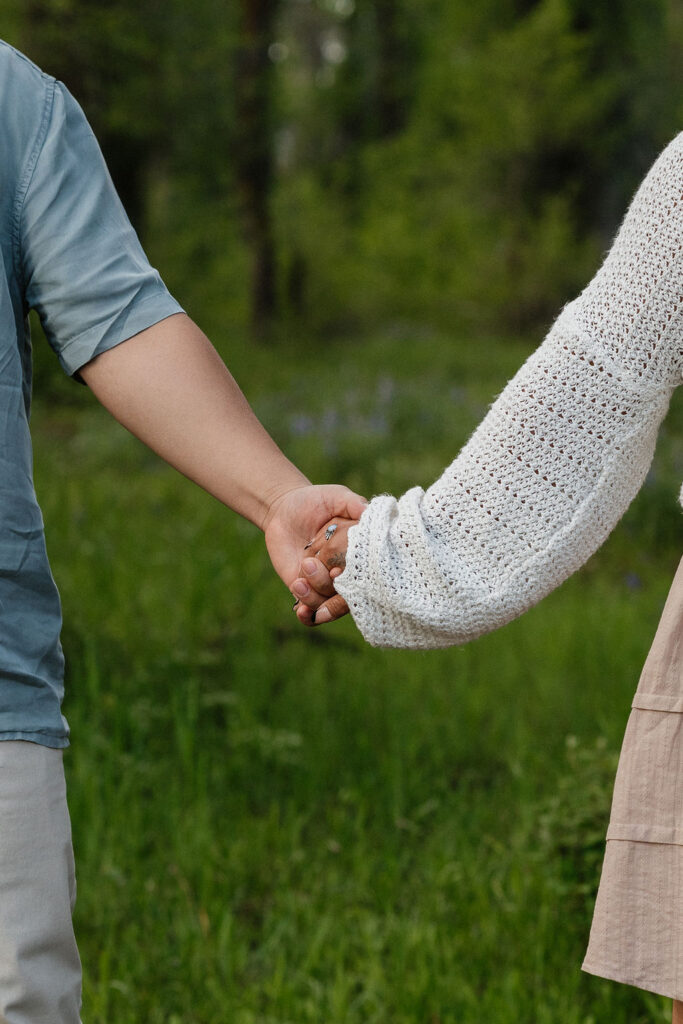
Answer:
561;303;672;398
11;74;57;298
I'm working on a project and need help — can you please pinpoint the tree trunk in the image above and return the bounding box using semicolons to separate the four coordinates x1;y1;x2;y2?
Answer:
235;0;279;342
374;0;406;137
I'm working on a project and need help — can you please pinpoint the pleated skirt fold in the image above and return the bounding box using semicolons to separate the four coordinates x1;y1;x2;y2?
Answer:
582;557;683;1000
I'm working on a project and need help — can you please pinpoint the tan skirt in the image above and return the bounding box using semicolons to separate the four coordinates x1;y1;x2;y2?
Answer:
582;556;683;1001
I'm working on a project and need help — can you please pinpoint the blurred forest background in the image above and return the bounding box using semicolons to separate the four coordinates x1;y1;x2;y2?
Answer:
4;0;683;346
2;3;683;1022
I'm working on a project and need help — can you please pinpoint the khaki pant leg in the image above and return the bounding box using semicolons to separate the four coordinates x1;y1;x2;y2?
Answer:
0;741;82;1024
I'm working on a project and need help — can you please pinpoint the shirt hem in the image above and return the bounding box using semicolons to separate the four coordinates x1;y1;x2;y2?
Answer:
0;730;69;749
58;290;184;377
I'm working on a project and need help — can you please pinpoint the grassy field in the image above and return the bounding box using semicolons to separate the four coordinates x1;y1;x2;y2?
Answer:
31;325;683;1023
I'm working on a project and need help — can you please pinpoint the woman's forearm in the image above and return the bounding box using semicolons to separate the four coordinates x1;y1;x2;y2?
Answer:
334;312;673;647
333;132;683;648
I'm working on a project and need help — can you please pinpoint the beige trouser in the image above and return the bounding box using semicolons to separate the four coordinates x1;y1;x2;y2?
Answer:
0;741;82;1024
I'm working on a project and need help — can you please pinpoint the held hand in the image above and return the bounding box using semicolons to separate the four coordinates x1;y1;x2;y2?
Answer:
262;485;365;601
291;518;356;626
305;518;353;571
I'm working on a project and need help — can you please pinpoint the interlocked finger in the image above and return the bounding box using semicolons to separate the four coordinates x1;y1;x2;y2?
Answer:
290;556;336;608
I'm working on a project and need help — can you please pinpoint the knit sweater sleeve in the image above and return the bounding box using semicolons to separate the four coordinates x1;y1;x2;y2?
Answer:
334;132;683;649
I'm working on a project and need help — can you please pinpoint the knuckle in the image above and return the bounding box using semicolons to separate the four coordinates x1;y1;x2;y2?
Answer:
329;596;349;619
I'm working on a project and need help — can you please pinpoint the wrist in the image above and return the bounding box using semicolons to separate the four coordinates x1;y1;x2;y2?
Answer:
259;475;310;535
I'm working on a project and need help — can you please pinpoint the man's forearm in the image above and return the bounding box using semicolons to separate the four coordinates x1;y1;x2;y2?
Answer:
79;313;308;530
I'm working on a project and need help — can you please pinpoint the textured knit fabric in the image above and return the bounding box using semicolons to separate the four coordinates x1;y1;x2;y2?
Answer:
335;131;683;649
582;555;683;1001
0;41;183;746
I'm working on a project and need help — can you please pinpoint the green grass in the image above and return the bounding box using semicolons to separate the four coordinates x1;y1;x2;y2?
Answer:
30;326;683;1023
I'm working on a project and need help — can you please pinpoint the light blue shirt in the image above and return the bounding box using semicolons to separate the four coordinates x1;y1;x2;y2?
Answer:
0;42;183;746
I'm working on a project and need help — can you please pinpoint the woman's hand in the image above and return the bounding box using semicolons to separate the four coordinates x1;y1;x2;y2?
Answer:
290;518;357;626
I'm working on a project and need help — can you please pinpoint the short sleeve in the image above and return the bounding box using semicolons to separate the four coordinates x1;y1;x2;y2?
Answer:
19;80;183;377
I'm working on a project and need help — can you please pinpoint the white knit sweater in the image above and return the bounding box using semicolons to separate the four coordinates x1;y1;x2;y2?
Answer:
335;133;683;649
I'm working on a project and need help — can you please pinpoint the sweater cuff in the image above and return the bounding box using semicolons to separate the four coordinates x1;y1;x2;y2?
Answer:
334;494;399;647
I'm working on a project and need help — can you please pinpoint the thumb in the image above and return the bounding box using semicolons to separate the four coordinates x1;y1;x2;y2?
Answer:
311;593;350;625
322;485;368;521
347;493;369;519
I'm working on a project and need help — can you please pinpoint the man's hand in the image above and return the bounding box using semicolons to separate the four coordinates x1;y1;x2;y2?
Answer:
289;517;357;626
263;488;364;612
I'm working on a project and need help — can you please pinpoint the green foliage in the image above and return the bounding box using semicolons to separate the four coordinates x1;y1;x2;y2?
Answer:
535;735;619;911
272;0;683;335
2;5;683;1017
26;327;683;1021
3;0;682;347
